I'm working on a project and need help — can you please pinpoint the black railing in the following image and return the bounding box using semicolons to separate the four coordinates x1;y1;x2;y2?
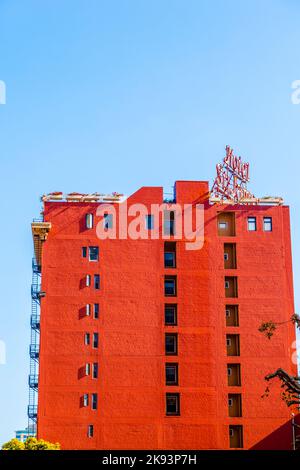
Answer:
30;314;40;330
28;374;38;389
27;405;38;419
29;344;39;359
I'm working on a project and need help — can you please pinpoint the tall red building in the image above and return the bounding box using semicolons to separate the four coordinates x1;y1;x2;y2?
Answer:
29;180;296;449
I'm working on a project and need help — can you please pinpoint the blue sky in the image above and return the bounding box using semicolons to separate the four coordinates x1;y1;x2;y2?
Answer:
0;0;300;443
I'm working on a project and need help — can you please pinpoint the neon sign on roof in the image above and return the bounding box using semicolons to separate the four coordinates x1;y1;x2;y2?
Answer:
211;146;254;202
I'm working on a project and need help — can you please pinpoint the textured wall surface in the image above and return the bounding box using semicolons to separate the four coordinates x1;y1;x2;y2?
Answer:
37;182;297;449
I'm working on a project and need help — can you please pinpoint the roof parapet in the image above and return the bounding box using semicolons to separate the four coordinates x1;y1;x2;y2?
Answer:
41;192;125;203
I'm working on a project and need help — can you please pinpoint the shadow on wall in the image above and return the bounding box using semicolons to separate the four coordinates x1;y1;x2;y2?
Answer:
250;415;300;450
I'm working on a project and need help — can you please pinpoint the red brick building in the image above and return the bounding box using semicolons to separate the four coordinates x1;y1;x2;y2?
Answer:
29;181;297;449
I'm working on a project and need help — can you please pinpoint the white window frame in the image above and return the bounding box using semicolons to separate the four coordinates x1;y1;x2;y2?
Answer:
247;216;257;232
89;246;99;262
86;213;93;229
263;217;272;232
83;394;89;407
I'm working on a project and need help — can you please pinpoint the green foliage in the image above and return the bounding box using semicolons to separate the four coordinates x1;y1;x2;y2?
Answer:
2;437;60;451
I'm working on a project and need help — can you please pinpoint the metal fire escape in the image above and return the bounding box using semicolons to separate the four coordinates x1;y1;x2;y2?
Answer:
28;218;51;436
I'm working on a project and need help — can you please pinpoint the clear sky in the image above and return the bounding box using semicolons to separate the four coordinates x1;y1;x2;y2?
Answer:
0;0;300;443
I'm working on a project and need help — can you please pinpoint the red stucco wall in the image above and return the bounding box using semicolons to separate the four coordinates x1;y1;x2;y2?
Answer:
37;181;297;449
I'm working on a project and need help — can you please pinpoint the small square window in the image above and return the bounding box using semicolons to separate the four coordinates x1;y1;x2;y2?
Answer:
94;275;100;290
145;214;154;230
166;363;178;385
165;334;178;355
248;217;257;231
82;247;87;258
165;305;177;325
87;425;94;438
164;252;176;268
164;277;176;296
89;246;99;261
166;393;180;416
264;217;272;232
219;222;227;230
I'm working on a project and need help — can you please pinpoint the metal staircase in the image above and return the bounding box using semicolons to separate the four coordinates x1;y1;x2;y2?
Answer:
27;217;51;437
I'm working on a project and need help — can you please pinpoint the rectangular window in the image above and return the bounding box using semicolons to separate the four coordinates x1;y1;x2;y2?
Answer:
164;276;177;296
86;304;91;316
93;333;99;349
92;363;98;379
86;213;93;229
104;213;113;229
228;364;241;386
264;217;272;232
165;304;177;326
145;214;154;230
82;247;87;258
217;213;236;236
163;211;175;236
226;334;240;356
224;243;237;269
86;274;91;287
89;246;99;261
83;393;89;407
165;333;178;355
94;275;100;290
229;425;243;448
228;394;242;417
85;363;90;376
247;216;257;231
166;393;180;416
166;363;178;385
94;304;99;319
164;242;176;268
225;305;239;327
84;333;90;345
91;393;98;410
87;425;94;438
225;276;238;298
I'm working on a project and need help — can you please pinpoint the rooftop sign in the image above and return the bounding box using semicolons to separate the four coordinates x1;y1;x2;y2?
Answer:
211;146;254;202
